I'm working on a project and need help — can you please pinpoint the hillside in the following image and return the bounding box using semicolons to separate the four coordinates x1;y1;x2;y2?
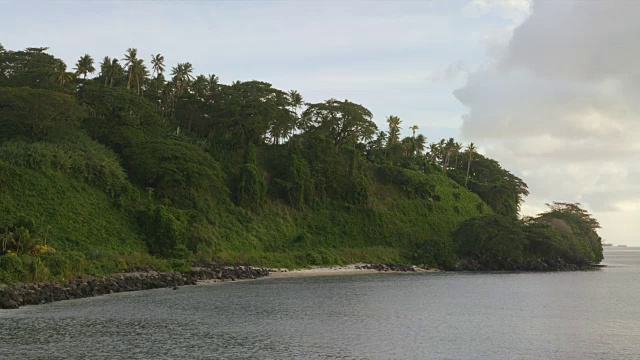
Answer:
0;46;603;283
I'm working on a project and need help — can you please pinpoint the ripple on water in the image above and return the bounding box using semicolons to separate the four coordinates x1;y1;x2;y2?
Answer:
1;249;640;359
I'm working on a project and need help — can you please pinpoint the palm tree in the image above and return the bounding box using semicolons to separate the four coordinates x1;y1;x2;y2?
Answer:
386;115;402;144
51;62;75;86
437;139;446;167
288;90;304;137
150;53;165;77
375;130;388;148
443;138;456;171
100;56;122;86
401;137;413;157
191;75;208;98
465;142;476;188
74;54;95;79
415;134;426;155
454;142;463;168
161;80;177;116
100;56;111;85
182;62;195;82
288;90;304;115
123;47;138;90
410;125;419;138
171;62;195;96
132;58;148;96
110;59;123;87
207;74;219;94
428;143;439;163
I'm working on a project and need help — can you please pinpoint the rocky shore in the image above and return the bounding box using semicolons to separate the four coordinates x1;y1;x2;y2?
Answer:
0;260;598;309
355;263;437;272
0;263;269;309
454;258;596;271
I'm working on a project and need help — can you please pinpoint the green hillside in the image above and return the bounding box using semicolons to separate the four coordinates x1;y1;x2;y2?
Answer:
0;46;603;283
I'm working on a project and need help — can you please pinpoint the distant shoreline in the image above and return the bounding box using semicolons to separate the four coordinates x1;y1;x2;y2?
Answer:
2;260;604;310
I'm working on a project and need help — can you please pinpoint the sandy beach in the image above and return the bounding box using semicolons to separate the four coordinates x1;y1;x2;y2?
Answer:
267;264;439;278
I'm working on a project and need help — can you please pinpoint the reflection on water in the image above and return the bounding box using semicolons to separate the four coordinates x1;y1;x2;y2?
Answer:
1;248;639;359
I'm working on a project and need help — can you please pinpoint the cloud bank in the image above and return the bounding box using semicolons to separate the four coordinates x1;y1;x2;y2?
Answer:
455;1;640;244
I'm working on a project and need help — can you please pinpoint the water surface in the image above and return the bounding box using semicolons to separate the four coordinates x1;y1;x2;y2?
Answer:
1;248;639;359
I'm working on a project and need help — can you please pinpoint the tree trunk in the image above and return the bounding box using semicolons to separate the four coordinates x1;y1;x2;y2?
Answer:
465;157;472;188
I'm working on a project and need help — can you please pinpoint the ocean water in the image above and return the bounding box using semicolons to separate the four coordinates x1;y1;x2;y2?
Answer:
1;247;639;359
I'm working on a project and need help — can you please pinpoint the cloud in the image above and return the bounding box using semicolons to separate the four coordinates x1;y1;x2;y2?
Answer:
455;0;640;244
463;0;531;22
428;61;470;82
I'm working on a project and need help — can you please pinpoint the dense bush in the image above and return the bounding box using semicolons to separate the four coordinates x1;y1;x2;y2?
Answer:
453;203;603;266
78;83;165;151
142;205;192;259
0;136;129;196
236;144;266;208
375;164;437;200
123;139;229;209
0;87;85;140
453;215;527;261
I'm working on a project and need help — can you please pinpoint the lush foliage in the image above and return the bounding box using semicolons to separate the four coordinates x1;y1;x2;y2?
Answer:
453;202;603;266
0;45;603;283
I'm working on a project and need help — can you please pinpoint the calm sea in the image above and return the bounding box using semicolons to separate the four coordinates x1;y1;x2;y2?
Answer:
1;247;639;359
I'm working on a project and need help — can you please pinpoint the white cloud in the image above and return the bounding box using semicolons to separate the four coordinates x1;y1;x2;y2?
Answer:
463;0;531;22
456;0;640;245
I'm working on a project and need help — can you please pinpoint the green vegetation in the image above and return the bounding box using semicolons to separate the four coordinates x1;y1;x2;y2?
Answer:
0;45;603;283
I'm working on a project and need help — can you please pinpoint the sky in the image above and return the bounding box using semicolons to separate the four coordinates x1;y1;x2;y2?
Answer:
1;0;637;246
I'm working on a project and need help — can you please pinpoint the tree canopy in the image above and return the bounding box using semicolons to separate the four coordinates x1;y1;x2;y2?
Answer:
0;44;604;283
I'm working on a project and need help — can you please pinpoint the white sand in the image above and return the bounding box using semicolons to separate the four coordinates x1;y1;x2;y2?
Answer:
193;264;439;285
267;264;439;278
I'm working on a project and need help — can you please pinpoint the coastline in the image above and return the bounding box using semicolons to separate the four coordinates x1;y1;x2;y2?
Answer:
1;259;601;310
0;264;269;310
0;263;435;309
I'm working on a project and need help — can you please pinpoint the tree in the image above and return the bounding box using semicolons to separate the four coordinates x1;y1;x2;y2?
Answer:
122;47;138;90
453;215;526;262
150;53;165;77
415;134;426;155
437;139;446;167
236;143;266;208
410;124;419;138
51;62;74;87
453;142;463;167
428;142;439;164
443;138;455;171
0;46;61;89
288;90;304;115
465;142;476;188
401;137;414;157
191;74;207;98
302;99;377;149
196;80;293;145
74;54;95;79
171;62;194;96
535;202;603;264
458;152;529;217
100;56;122;87
386;115;402;144
288;89;304;137
0;87;85;139
132;59;148;96
207;74;219;94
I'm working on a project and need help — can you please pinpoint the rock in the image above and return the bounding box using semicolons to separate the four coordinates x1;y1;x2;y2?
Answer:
1;299;19;309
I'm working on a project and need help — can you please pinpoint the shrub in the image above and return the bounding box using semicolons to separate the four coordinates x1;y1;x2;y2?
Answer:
0;87;86;140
